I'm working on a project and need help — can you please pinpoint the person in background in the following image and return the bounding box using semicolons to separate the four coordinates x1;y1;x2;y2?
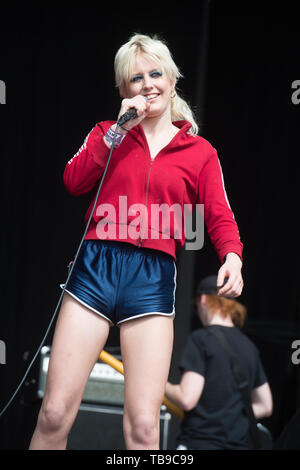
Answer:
165;275;273;450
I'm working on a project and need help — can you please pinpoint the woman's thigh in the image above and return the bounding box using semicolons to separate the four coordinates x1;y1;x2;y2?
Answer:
42;292;111;412
120;315;174;419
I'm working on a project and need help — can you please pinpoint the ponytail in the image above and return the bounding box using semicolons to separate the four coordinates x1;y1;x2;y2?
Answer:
171;92;199;136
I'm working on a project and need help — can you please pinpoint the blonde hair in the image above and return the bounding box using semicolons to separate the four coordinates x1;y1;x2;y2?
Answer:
114;33;199;136
202;294;247;328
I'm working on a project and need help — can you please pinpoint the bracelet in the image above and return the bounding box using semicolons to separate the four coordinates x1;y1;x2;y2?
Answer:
120;125;130;132
105;127;125;147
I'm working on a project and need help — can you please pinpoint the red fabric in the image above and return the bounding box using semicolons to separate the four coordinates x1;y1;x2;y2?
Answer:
63;120;243;262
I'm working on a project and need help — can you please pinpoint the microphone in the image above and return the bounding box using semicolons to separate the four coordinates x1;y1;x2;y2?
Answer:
117;107;137;126
117;97;148;127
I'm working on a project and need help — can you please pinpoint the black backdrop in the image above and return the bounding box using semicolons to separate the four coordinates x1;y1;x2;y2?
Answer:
0;2;299;450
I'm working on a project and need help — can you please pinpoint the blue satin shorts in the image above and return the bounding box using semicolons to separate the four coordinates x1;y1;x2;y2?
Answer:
61;240;177;327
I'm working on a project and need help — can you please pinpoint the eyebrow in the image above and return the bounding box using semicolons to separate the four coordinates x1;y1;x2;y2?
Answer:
131;69;162;77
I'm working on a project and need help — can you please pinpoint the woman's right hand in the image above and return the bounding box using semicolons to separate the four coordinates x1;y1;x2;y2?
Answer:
117;95;150;131
103;95;150;148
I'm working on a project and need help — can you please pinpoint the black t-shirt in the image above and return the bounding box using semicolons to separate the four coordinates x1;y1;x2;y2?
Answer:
177;325;267;450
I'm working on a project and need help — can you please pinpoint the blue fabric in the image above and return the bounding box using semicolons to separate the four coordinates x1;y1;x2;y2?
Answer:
62;240;176;326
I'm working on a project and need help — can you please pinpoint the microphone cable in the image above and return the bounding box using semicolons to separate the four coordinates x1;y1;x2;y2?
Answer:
0;124;123;419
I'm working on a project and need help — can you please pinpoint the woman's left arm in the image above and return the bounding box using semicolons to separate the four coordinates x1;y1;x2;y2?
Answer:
197;149;244;297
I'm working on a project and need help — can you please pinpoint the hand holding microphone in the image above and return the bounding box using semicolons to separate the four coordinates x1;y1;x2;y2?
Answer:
117;95;150;130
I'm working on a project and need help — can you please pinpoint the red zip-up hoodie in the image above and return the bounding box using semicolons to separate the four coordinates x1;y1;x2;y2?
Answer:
63;120;243;262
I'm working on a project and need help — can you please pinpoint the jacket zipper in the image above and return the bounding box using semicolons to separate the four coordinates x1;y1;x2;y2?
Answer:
138;157;154;248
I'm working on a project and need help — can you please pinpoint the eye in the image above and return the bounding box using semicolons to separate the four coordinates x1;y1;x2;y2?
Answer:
150;70;162;78
130;74;143;83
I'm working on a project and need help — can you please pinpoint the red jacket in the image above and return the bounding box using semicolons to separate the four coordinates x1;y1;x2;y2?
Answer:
63;120;243;262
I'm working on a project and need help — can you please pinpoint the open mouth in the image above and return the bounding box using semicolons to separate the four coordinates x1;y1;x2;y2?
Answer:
145;93;159;102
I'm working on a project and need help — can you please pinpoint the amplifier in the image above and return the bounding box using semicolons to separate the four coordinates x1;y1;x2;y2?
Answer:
38;346;124;406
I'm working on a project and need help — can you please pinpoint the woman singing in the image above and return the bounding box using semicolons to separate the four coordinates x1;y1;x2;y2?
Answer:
29;33;243;450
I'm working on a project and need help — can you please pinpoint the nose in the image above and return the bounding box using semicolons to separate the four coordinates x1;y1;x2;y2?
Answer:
142;75;154;91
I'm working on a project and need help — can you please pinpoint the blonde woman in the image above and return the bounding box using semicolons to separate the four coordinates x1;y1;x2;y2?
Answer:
165;275;273;450
29;34;243;450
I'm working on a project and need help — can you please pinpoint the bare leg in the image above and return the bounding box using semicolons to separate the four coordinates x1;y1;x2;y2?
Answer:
29;292;111;449
120;315;174;450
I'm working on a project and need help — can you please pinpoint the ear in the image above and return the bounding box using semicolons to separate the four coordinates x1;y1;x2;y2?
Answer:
170;78;176;92
195;294;206;311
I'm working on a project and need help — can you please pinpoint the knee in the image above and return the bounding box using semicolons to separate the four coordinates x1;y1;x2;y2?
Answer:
124;413;159;447
38;398;68;434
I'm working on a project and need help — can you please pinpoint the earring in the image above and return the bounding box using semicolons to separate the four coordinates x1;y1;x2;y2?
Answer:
171;89;176;99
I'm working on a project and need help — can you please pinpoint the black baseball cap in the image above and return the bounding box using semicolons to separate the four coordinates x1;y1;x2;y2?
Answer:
196;275;228;296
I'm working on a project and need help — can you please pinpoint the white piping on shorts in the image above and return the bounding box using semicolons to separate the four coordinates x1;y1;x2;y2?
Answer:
172;260;177;313
116;261;177;326
61;285;114;326
116;310;176;326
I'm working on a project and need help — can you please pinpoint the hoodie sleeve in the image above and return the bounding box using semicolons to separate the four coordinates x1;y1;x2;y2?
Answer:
197;149;243;263
63;122;112;196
